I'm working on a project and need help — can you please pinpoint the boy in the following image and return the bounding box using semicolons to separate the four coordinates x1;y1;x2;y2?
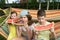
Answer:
34;9;56;40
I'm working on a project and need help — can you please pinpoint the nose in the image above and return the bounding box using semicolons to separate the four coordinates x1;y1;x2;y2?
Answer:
40;19;42;21
22;17;24;19
22;17;25;20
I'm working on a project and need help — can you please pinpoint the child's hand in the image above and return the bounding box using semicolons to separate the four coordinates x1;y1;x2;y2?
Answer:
54;34;57;39
11;20;14;25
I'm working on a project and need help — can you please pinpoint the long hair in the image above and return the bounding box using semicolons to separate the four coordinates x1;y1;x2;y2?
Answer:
26;15;33;26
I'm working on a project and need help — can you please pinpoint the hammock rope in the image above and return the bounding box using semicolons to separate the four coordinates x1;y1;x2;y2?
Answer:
0;7;11;38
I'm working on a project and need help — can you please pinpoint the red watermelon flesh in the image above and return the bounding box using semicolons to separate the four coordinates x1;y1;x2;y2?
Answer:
34;23;53;31
7;18;19;23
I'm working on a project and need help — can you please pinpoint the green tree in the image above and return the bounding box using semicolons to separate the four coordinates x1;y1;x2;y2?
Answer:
57;0;59;9
0;0;5;4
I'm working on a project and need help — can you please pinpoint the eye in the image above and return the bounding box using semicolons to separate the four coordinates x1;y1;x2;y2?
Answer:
24;17;26;18
20;17;22;18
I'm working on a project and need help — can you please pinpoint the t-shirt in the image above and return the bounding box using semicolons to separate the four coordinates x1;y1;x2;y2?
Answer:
33;22;54;40
7;18;19;40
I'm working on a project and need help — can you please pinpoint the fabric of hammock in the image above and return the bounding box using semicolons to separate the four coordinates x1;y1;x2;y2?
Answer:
1;23;9;35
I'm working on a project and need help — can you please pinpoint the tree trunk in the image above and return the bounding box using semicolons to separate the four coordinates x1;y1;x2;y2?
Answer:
47;0;49;10
39;0;41;9
7;0;9;3
39;2;41;9
57;0;59;9
53;0;54;9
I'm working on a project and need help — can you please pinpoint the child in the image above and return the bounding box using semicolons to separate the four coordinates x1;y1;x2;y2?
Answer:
33;9;56;40
19;10;33;40
7;11;18;40
12;10;33;40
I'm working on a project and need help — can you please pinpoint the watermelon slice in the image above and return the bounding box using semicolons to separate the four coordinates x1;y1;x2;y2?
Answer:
34;23;53;31
7;18;19;23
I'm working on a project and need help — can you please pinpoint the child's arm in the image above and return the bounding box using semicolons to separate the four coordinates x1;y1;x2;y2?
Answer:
50;27;57;40
50;22;57;39
13;23;23;26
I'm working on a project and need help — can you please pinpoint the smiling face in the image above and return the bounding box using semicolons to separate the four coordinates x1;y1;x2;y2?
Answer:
10;13;17;19
20;15;28;23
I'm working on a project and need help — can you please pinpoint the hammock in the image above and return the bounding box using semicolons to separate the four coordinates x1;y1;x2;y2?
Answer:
0;8;60;40
1;23;9;35
0;7;11;38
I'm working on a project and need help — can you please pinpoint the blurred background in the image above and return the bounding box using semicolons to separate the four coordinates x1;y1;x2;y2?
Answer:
0;0;60;40
0;0;60;10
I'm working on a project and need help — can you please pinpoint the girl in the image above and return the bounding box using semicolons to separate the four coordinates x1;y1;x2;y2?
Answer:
12;10;34;40
7;11;18;40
